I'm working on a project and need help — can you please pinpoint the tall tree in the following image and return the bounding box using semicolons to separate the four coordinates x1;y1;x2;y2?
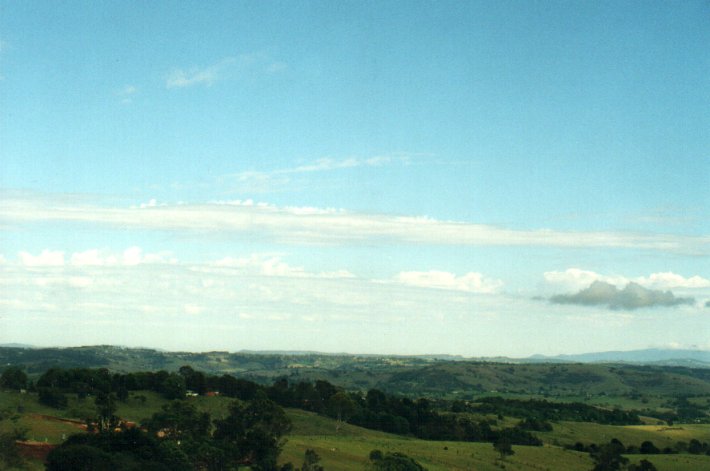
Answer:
0;366;28;390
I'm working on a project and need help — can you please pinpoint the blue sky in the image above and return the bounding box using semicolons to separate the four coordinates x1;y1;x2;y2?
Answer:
0;1;708;355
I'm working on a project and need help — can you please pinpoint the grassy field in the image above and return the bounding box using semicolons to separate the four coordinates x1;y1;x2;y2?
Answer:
282;408;594;471
3;389;710;471
281;409;710;471
538;421;710;449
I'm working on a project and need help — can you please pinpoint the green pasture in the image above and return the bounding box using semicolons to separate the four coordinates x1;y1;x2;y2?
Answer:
3;389;710;471
538;420;710;449
626;453;710;471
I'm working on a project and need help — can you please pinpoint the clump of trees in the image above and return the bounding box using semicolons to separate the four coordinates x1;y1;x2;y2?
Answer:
28;366;548;447
586;439;660;471
0;408;27;470
567;437;710;457
368;449;427;470
468;397;642;425
0;366;28;390
47;393;293;471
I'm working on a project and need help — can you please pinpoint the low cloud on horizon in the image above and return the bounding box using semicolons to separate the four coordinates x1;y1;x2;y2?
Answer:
550;280;695;311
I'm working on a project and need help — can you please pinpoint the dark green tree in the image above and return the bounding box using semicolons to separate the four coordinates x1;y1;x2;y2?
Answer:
160;374;187;400
0;366;28;390
144;400;211;441
38;387;68;409
590;441;629;471
639;441;659;454
326;391;357;432
46;444;115;471
0;410;27;470
493;436;514;460
94;392;118;432
301;449;324;471
213;394;291;470
368;450;427;471
628;459;658;471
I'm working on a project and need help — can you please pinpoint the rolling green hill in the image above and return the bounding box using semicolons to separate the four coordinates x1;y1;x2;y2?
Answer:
5;388;710;471
3;346;710;403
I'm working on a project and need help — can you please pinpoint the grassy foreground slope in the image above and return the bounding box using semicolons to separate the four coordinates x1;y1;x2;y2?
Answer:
3;388;710;471
283;409;710;470
282;408;594;471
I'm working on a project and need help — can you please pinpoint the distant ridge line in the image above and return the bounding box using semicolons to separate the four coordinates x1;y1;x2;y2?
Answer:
0;344;708;366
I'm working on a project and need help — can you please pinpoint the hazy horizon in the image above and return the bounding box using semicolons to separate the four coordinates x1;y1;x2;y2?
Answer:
1;1;708;356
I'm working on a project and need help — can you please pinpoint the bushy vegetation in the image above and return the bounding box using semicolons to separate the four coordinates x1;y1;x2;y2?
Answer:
47;392;293;471
368;450;428;470
2;353;710;470
468;396;642;425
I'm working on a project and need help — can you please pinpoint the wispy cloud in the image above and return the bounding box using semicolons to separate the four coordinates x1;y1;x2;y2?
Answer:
17;247;176;267
1;194;708;253
550;280;695;310
167;60;229;88
223;155;408;193
116;84;137;104
166;53;286;89
210;253;354;279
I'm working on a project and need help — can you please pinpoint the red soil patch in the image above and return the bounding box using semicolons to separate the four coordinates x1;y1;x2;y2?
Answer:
29;413;88;430
15;440;57;462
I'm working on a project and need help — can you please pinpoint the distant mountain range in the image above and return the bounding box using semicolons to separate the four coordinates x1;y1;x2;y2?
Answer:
0;343;35;349
1;344;708;368
527;348;710;367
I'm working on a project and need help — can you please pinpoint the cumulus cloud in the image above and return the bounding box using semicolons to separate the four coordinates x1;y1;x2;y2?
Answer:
637;272;710;289
394;270;503;294
71;249;109;266
544;268;627;292
545;268;710;291
19;250;65;267
550;280;694;310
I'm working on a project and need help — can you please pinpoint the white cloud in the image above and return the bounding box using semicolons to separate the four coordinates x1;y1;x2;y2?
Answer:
543;269;627;292
71;249;108;266
70;248;174;267
19;250;65;267
637;272;710;289
394;270;503;294
167;64;222;88
1;194;708;254
225;155;408;192
69;276;93;288
2;252;709;355
545;268;710;291
184;304;204;315
212;254;353;279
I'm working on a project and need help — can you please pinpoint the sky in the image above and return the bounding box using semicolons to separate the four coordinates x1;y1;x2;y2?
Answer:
0;1;708;356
